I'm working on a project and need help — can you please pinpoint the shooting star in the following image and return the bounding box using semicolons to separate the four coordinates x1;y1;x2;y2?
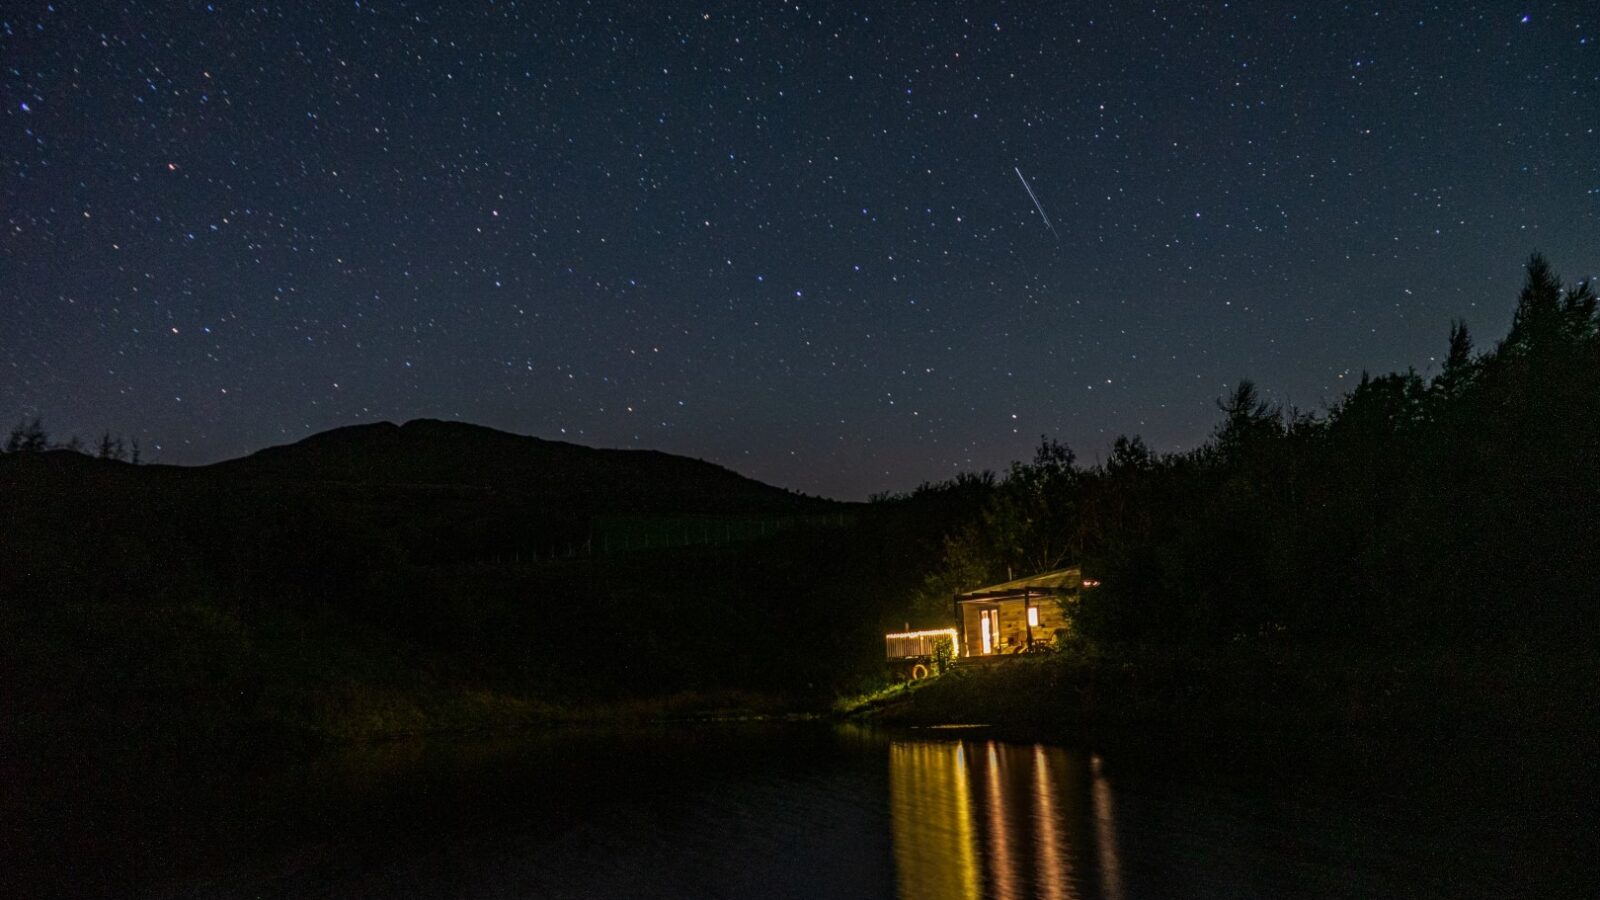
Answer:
1014;166;1060;240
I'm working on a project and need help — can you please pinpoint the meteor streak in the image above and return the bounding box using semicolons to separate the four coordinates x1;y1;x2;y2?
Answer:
1014;166;1060;239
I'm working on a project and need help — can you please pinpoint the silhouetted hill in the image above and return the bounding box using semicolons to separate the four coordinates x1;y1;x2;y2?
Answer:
1;418;844;582
2;419;917;753
207;419;826;516
6;253;1597;771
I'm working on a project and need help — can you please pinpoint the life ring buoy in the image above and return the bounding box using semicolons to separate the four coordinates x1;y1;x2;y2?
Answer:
910;663;930;680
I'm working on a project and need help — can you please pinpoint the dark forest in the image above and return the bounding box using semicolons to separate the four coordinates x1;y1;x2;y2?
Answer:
3;255;1596;751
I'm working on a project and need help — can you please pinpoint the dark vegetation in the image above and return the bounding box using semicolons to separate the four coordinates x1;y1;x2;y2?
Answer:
878;254;1600;739
1;420;953;750
908;254;1600;652
3;254;1596;753
4;417;140;461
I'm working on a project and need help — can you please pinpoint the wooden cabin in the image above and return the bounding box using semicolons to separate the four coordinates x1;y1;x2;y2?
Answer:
955;567;1082;657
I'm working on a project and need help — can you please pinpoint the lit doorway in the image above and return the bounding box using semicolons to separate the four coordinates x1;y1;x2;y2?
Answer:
979;608;999;654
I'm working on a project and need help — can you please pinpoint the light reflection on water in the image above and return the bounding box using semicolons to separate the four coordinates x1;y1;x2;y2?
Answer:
888;738;1123;900
1089;753;1123;900
889;741;981;900
8;723;1589;898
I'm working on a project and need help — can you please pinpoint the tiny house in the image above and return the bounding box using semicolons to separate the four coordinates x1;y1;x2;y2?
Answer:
954;567;1081;657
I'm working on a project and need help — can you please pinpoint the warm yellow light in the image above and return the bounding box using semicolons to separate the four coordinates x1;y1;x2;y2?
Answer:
1083;578;1101;587
883;628;957;640
883;627;960;659
889;741;980;900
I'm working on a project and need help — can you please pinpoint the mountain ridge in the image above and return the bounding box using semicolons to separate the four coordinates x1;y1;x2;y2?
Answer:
209;418;830;514
2;417;837;517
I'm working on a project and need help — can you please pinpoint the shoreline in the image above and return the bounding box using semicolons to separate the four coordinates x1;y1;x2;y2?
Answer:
840;645;1596;757
8;644;1591;765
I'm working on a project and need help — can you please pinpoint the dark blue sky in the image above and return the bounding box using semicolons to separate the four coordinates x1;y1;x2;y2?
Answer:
3;1;1596;497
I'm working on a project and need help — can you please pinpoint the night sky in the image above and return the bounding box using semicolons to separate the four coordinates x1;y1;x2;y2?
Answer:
3;2;1596;498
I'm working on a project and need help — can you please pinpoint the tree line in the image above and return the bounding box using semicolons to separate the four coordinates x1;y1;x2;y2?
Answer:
896;253;1599;653
3;417;141;462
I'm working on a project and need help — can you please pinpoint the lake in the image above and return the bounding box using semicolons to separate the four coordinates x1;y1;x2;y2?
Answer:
5;722;1590;898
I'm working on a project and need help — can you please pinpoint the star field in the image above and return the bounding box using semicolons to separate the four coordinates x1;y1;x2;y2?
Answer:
3;1;1597;497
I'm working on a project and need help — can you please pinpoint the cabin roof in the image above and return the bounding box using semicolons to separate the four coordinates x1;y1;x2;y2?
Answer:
956;566;1081;601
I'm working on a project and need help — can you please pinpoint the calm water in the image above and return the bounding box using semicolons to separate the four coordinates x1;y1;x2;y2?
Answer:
4;723;1591;898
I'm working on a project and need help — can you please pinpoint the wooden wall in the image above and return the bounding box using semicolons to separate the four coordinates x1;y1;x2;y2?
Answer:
1034;595;1069;638
959;593;1071;656
959;603;989;657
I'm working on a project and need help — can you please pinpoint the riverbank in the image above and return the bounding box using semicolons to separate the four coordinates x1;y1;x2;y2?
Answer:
843;645;1597;754
4;682;815;765
0;590;830;761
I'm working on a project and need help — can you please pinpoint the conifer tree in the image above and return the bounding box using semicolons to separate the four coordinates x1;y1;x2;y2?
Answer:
1432;320;1477;398
4;418;48;453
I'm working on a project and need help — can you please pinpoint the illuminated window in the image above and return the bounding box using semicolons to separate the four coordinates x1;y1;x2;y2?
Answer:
1027;605;1040;628
980;613;993;654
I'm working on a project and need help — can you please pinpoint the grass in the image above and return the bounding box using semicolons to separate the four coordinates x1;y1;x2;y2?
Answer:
845;643;1600;750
